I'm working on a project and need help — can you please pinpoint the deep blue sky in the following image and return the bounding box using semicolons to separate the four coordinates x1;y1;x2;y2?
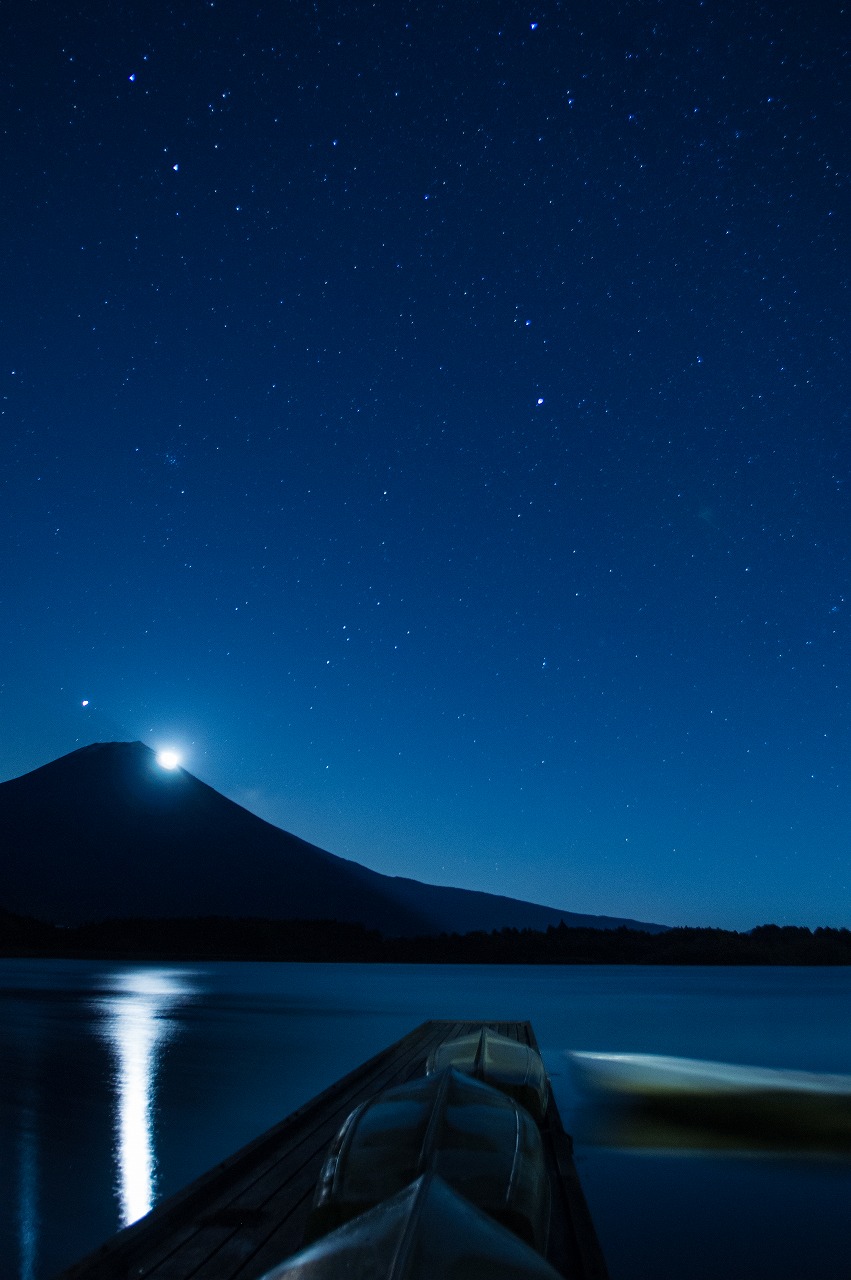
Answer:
2;0;848;929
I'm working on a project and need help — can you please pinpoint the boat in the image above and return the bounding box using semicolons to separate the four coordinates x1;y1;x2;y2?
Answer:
304;1065;551;1251
259;1172;565;1279
426;1024;549;1120
570;1050;851;1147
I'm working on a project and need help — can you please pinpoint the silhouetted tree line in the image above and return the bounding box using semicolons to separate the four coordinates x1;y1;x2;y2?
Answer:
1;909;851;964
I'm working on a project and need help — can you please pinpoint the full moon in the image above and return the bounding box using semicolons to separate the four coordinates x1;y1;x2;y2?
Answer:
156;749;181;770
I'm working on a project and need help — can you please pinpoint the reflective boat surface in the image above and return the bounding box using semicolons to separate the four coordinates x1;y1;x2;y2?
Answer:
571;1052;851;1147
261;1173;563;1280
426;1026;549;1120
306;1066;551;1250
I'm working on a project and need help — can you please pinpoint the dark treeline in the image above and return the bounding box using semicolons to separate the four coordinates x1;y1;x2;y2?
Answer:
2;910;851;964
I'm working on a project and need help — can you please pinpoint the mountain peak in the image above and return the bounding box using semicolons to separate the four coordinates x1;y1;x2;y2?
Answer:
1;742;667;936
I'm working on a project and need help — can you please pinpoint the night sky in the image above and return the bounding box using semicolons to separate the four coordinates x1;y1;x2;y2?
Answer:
2;0;848;930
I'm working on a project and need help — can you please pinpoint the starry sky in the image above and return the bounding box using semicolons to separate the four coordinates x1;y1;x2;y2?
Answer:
2;0;849;930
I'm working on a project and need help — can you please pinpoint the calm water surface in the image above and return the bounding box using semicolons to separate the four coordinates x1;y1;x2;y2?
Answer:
1;960;850;1279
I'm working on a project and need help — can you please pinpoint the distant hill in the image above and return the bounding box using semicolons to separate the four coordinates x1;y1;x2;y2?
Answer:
0;742;667;936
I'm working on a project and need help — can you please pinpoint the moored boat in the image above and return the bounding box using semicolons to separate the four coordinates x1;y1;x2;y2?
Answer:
570;1050;851;1145
304;1065;551;1250
426;1025;549;1120
260;1172;565;1280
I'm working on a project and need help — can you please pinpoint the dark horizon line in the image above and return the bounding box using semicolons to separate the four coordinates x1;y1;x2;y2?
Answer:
2;909;849;966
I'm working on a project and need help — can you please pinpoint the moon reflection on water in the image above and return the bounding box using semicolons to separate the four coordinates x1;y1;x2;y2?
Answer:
96;970;192;1226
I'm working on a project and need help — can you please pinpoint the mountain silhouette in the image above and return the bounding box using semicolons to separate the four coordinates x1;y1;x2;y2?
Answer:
1;742;666;935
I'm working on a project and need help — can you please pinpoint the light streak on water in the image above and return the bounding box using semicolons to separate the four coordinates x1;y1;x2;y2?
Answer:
17;1100;37;1280
96;970;192;1227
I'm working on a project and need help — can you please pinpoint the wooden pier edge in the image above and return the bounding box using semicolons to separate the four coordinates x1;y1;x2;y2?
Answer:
56;1020;609;1280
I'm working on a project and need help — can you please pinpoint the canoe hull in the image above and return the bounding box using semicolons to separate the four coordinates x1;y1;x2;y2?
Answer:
570;1052;851;1147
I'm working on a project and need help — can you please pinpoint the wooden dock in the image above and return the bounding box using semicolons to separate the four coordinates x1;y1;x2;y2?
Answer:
58;1020;609;1280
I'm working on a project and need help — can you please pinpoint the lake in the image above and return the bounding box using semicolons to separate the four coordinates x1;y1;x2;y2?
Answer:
1;959;850;1279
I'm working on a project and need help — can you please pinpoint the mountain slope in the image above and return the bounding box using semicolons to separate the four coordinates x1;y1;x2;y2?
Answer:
0;742;666;935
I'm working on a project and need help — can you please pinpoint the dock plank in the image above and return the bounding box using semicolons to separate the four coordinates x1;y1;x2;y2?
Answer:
57;1020;607;1280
